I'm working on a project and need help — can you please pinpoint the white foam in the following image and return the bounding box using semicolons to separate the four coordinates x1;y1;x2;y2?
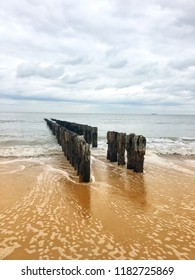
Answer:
0;144;61;158
91;174;95;183
145;154;195;175
0;243;21;259
2;164;25;174
44;165;77;184
147;137;195;156
184;160;195;167
0;157;48;165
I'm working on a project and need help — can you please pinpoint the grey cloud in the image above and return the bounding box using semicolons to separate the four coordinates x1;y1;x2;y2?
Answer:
61;73;95;84
59;56;90;65
134;63;159;76
168;58;195;70
115;82;132;89
17;63;64;79
108;59;128;69
95;82;133;90
0;92;85;103
95;84;109;90
106;47;121;58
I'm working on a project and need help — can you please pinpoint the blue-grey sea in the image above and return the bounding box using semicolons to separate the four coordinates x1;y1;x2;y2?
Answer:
0;112;194;158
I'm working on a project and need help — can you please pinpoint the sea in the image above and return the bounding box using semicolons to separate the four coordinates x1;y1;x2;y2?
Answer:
0;112;195;158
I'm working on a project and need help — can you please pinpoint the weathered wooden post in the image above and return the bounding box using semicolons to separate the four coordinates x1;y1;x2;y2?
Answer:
54;123;58;136
84;125;92;145
50;119;98;147
57;125;61;145
107;131;118;162
126;133;146;173
51;122;56;135
91;127;98;148
60;127;64;151
78;138;90;183
126;133;136;170
45;118;91;183
117;132;126;165
134;135;146;173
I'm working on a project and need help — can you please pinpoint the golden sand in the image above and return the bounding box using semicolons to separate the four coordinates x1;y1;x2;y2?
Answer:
0;153;194;260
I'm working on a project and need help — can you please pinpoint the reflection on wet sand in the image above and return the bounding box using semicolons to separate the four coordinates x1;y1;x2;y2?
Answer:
0;154;195;260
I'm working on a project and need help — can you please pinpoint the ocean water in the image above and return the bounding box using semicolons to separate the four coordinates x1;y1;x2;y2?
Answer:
0;112;195;158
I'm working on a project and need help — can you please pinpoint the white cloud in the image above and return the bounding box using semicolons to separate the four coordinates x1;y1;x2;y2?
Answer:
0;0;194;114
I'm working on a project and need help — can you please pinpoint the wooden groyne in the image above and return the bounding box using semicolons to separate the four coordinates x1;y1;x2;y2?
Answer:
51;119;98;148
44;118;91;182
45;117;146;180
107;131;146;173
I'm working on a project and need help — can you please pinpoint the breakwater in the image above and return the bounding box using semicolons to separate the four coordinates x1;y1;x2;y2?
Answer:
107;131;146;173
45;118;146;183
51;119;98;148
44;118;91;182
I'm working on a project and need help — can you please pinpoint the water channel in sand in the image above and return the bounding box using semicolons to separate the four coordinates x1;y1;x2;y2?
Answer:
0;153;195;260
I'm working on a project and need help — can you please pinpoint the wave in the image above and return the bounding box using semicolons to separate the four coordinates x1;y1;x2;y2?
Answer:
0;145;62;158
0;139;53;146
0;136;194;158
146;137;195;156
181;137;195;142
0;120;23;123
95;137;195;156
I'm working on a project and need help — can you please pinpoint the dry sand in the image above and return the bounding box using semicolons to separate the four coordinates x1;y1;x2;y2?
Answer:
0;153;195;260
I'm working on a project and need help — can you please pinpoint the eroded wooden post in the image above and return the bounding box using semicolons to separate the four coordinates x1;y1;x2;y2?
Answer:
107;131;118;162
44;118;100;182
117;132;126;165
126;133;146;173
126;133;136;170
91;127;98;148
78;138;90;183
134;135;146;173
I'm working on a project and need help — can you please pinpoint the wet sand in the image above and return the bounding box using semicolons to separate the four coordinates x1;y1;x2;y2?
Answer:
0;153;195;260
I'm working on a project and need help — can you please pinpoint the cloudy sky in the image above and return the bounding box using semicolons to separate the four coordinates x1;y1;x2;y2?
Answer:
0;0;195;114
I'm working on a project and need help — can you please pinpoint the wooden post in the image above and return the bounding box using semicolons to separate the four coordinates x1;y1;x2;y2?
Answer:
51;119;98;147
78;140;90;183
126;133;146;173
117;132;126;165
44;118;91;182
107;131;118;162
134;135;146;173
126;133;136;170
84;125;92;145
91;127;98;147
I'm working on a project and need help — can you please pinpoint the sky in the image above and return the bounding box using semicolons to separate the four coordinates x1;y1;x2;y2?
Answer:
0;0;195;114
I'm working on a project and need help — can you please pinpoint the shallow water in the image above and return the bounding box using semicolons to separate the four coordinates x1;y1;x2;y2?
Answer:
0;152;194;260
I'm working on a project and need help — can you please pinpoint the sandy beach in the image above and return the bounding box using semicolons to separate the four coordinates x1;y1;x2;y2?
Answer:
0;153;194;260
